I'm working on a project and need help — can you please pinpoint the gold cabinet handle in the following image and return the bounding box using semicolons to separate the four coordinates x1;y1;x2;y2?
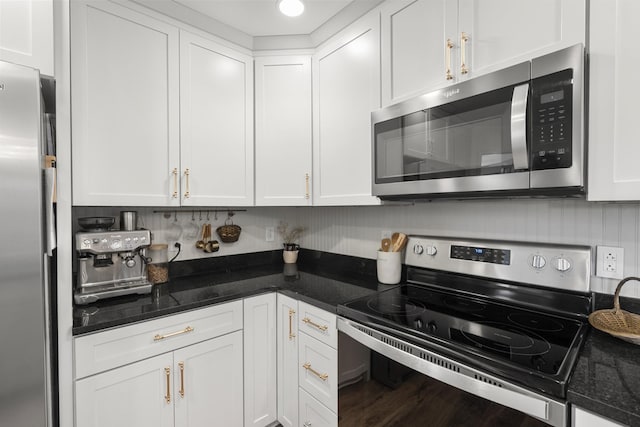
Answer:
178;362;185;398
154;326;194;341
302;317;328;332
183;168;190;198
164;367;171;403
303;422;312;427
305;173;310;200
460;32;469;75
445;38;454;80
303;362;328;381
172;168;178;198
289;309;296;340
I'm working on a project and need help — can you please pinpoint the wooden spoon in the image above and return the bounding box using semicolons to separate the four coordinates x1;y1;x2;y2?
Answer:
392;233;407;252
381;238;391;252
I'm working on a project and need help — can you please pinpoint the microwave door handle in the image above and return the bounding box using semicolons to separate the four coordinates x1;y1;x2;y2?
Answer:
510;83;529;170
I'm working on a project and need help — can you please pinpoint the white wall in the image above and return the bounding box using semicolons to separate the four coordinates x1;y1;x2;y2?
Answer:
74;198;640;298
291;199;640;299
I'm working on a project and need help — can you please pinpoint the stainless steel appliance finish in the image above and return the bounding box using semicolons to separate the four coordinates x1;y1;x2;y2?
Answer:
337;236;593;427
0;61;52;426
75;229;152;304
372;44;585;199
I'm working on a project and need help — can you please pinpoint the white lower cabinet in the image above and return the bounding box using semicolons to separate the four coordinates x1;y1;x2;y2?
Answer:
299;388;338;427
243;294;277;427
572;406;626;427
74;301;244;427
277;294;299;427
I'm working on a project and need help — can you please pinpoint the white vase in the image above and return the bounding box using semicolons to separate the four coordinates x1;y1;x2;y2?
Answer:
283;250;299;264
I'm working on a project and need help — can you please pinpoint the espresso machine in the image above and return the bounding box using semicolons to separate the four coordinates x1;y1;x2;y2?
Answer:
74;215;152;305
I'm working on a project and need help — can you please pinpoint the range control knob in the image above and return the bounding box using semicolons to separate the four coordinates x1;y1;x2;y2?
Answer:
413;244;424;255
425;246;437;256
427;321;437;333
531;255;547;269
554;257;571;272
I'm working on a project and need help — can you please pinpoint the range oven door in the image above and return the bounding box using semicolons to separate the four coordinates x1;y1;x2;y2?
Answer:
372;62;532;199
337;317;567;427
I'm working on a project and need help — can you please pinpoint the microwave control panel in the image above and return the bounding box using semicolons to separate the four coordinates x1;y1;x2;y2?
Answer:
530;69;573;171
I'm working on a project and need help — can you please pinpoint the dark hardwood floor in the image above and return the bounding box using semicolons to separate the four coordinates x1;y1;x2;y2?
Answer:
338;372;548;427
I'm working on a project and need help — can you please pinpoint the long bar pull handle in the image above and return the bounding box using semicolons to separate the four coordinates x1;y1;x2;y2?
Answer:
302;317;328;332
154;326;194;341
178;362;185;398
184;168;190;199
303;362;328;381
172;168;178;198
445;39;454;80
510;83;530;171
164;367;171;403
289;309;296;340
460;32;469;74
305;173;310;200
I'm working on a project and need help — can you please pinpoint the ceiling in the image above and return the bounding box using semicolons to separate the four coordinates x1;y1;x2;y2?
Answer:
173;0;353;37
132;0;384;50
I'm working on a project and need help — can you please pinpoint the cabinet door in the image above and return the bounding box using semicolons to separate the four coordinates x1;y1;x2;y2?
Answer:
71;0;180;206
457;0;586;79
312;12;381;206
277;294;299;427
298;388;337;427
571;406;626;427
243;294;277;427
381;0;458;105
298;332;338;413
255;56;312;206
588;0;640;201
174;332;244;427
75;353;174;427
180;31;254;206
0;0;53;76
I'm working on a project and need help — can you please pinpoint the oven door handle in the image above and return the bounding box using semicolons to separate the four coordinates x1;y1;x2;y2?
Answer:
337;318;552;423
510;83;530;171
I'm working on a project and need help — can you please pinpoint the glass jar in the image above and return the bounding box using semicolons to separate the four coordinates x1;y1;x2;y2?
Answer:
147;243;169;284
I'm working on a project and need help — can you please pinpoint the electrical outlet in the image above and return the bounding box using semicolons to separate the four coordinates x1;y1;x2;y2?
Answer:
381;230;392;240
266;227;275;242
596;246;624;279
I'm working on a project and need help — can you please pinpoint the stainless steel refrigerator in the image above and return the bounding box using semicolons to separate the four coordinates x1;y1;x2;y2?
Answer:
0;60;54;426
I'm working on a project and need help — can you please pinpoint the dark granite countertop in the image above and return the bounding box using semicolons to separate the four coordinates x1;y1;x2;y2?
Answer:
72;250;640;425
73;250;381;335
567;293;640;426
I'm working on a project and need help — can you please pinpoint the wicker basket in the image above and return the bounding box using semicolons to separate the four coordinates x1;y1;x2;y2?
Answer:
216;218;241;243
588;276;640;345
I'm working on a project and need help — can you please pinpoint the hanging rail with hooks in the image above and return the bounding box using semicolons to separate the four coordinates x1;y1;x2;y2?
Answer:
152;209;247;220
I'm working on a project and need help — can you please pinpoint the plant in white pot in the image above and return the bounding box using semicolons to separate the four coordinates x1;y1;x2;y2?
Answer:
277;221;306;264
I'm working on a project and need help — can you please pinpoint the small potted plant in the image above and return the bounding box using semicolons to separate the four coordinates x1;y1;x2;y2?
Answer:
277;221;306;263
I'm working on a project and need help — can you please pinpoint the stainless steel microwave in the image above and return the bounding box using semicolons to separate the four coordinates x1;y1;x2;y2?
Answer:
372;44;585;200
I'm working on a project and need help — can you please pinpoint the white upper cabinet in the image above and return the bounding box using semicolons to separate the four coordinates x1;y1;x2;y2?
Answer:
313;12;381;206
381;0;586;106
381;0;458;105
255;56;312;206
71;0;180;206
0;0;53;76
180;31;254;206
588;0;640;201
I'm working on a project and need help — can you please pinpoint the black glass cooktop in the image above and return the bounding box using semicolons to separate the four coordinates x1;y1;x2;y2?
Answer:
338;284;589;398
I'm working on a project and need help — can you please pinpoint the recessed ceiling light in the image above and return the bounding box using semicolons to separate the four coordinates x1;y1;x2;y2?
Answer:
278;0;305;17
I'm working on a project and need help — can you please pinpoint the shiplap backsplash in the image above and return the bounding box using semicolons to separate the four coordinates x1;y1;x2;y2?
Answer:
73;199;640;298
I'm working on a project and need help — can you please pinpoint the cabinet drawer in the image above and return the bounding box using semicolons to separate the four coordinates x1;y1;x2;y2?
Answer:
299;388;337;427
74;300;243;379
298;332;337;413
298;301;337;348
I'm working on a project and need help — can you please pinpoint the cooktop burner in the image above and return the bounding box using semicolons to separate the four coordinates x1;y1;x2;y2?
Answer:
338;284;586;384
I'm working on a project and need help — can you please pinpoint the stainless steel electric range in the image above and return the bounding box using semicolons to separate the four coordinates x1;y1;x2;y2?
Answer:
337;236;592;427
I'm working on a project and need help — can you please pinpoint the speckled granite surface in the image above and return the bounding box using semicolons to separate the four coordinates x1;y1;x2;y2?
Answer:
72;249;381;335
567;293;640;426
71;251;640;425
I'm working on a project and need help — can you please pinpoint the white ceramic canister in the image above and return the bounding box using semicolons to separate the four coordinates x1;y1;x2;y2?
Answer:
376;250;402;284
